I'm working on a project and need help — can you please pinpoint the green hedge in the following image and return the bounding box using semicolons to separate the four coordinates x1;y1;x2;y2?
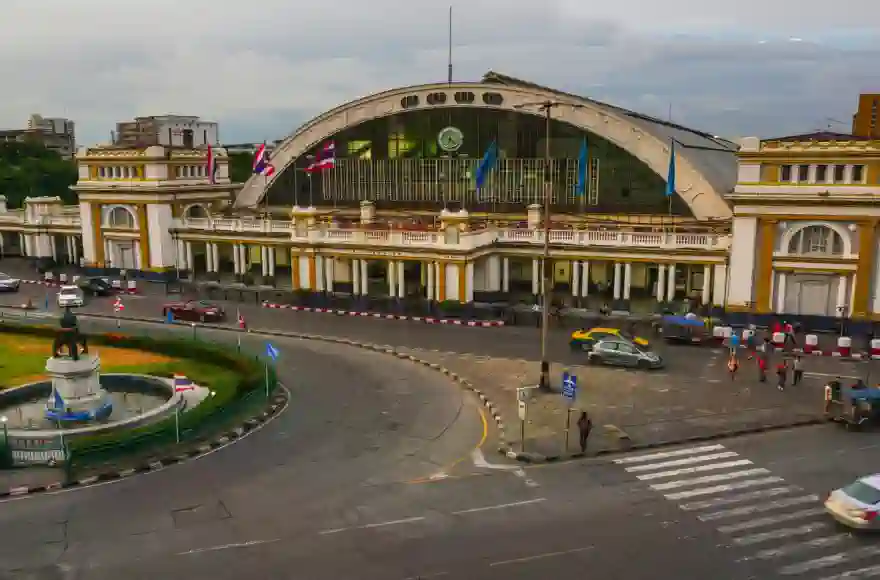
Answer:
0;322;278;466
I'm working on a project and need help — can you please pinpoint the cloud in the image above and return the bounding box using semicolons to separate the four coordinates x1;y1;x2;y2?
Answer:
1;0;877;145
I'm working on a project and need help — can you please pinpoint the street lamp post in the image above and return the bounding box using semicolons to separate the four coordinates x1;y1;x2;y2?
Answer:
514;100;585;391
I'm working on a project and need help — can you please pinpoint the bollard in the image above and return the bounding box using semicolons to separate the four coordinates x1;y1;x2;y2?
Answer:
804;334;819;354
712;326;726;344
771;331;785;349
111;279;122;290
837;336;852;358
871;338;880;358
59;273;68;283
127;280;137;294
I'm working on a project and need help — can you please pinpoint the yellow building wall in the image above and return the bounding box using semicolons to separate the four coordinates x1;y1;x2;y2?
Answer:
760;164;778;182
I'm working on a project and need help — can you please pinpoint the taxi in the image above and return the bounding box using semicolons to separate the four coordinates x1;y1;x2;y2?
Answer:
569;327;649;352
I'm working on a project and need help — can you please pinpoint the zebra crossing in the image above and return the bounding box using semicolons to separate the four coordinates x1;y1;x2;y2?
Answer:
614;443;880;579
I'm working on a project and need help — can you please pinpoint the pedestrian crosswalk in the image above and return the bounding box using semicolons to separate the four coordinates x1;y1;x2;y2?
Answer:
614;444;880;579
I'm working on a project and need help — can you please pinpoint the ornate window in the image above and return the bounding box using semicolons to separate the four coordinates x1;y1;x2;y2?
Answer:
787;225;844;256
185;204;208;219
106;206;135;229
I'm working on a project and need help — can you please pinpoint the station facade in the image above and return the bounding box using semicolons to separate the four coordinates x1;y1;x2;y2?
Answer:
1;73;879;322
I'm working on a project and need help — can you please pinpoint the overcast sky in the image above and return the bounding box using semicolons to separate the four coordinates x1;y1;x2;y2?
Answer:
2;0;877;146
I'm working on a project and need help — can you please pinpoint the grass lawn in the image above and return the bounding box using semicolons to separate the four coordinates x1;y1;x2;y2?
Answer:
0;334;237;389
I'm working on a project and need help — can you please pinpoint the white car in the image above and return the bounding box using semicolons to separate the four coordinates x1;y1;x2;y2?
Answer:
825;474;880;530
0;272;20;292
57;285;85;308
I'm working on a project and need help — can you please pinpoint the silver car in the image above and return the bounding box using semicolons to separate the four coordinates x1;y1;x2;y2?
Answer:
0;272;20;292
587;338;664;370
825;475;880;530
57;285;85;308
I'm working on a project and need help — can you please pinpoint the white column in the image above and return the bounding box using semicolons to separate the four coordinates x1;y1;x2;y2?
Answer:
712;264;727;306
314;256;324;291
426;261;434;300
268;247;275;277
185;241;193;272
387;261;396;297
72;238;79;264
133;240;141;270
613;262;622;300
352;259;361;295
360;259;369;296
261;246;269;276
65;236;72;263
532;258;540;295
232;244;240;274
50;237;58;262
702;264;712;305
666;263;677;302
580;260;590;297
434;262;442;300
397;260;405;298
465;262;475;302
239;244;248;275
324;256;334;292
623;263;632;300
837;275;848;317
571;260;580;298
657;264;667;302
204;243;213;272
502;257;510;293
776;271;787;313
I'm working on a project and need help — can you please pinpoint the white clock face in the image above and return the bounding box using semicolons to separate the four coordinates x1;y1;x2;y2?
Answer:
438;126;464;152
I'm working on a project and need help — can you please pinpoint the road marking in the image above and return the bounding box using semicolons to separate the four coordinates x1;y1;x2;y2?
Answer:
401;573;449;580
613;444;725;464
680;486;802;511
471;448;519;471
451;497;546;515
804;372;860;380
698;494;819;521
732;522;828;546
177;539;280;555
664;476;785;500
488;546;592;567
739;534;847;561
817;563;880;579
779;545;880;575
623;451;741;472
514;468;541;487
635;459;753;481
717;507;825;534
319;516;426;535
650;468;770;491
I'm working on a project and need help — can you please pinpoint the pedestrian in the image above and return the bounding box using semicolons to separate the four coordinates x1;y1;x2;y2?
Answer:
792;355;804;385
576;411;592;454
776;359;788;391
727;353;739;381
752;337;771;382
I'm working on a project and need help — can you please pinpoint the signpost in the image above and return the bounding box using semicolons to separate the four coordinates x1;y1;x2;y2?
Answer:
516;387;531;452
561;371;578;452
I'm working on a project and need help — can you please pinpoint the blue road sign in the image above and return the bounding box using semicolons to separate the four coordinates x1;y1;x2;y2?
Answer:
266;342;280;361
562;372;577;402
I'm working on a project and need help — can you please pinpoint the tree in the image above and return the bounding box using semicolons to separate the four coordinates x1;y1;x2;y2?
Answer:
228;152;254;184
0;141;78;208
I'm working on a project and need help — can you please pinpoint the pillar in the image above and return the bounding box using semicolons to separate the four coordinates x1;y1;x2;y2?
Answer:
437;262;446;301
315;255;324;291
268;247;276;277
666;263;677;302
837;275;848;317
387;261;396;297
325;256;334;293
291;252;300;289
205;242;214;272
502;257;510;293
397;260;405;298
426;261;434;300
458;263;467;303
571;260;580;298
854;220;878;318
239;244;248;275
754;218;776;313
308;255;317;290
613;262;622;300
623;263;632;301
657;264;667;302
134;240;141;270
531;258;540;295
775;271;787;313
360;259;369;296
232;244;241;274
712;264;727;306
72;237;79;264
185;242;193;273
211;243;219;273
580;260;590;297
465;262;475;303
261;246;269;276
352;259;361;295
702;264;712;306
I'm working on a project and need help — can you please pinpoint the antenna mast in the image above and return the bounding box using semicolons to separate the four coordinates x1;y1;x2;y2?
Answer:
447;6;453;84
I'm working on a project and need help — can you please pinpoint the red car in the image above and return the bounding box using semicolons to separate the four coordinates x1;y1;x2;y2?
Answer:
162;300;225;322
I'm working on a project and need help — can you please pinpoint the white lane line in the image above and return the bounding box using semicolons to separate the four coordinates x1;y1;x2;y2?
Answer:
488;546;592;567
401;573;449;580
665;477;785;501
681;486;802;511
780;546;880;575
817;563;880;579
699;495;819;522
451;498;546;515
636;460;753;481
732;522;828;546
650;469;770;491
514;468;541;488
177;539;280;555
623;452;741;472
613;444;725;464
319;516;426;535
740;535;848;562
471;448;519;471
717;507;826;534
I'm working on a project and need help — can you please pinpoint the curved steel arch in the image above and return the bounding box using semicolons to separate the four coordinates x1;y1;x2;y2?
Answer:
235;82;732;220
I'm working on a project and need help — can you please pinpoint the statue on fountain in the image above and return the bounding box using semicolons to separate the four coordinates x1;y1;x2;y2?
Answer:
52;306;88;361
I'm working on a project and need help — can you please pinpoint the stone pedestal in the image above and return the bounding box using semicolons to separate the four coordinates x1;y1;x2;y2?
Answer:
45;354;112;422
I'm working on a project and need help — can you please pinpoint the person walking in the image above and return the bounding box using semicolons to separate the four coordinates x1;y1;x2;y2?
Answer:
576;411;593;454
727;352;739;381
776;359;789;391
792;355;804;386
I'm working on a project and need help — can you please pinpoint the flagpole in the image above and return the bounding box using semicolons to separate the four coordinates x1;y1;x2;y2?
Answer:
447;5;453;84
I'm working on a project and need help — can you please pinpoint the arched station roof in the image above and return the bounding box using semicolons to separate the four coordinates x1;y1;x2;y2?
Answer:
235;71;737;220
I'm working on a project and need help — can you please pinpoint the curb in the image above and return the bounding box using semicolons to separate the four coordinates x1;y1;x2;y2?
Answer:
261;301;505;328
20;279;140;295
500;416;828;464
0;388;290;499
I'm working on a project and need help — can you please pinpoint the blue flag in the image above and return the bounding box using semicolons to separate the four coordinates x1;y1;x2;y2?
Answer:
166;309;174;323
53;389;64;410
575;138;588;196
266;342;280;361
665;140;676;197
474;140;498;190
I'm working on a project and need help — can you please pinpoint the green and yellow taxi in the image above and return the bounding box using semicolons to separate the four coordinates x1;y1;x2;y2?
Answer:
569;327;650;352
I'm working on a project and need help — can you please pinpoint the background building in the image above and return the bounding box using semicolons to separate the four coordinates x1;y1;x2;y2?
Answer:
0;114;76;159
852;94;879;138
113;115;218;149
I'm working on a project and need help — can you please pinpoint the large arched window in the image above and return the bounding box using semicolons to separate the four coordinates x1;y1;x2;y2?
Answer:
787;225;844;256
106;206;135;229
184;204;208;219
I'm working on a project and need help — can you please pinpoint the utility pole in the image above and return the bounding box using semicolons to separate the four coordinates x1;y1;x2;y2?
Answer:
514;100;585;391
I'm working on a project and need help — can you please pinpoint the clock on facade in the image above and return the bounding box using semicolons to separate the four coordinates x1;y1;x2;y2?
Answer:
437;126;464;152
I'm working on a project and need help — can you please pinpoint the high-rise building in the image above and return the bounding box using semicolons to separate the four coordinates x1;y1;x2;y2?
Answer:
852;94;880;138
0;114;76;159
113;115;218;148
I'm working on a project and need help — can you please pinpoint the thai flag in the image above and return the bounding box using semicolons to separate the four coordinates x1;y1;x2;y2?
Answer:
206;144;218;184
306;142;336;173
253;143;275;177
237;308;246;329
173;374;195;392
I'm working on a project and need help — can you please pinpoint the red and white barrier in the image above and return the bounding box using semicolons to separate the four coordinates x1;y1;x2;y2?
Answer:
260;301;505;327
804;334;819;354
712;326;726;343
111;279;122;290
58;273;68;284
126;280;138;294
836;336;852;358
742;328;755;343
871;339;880;358
771;331;785;348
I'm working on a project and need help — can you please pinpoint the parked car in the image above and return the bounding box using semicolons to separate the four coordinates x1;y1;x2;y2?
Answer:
825;475;880;530
162;300;225;322
587;338;664;370
77;276;114;296
57;285;85;308
570;327;649;352
0;272;21;292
